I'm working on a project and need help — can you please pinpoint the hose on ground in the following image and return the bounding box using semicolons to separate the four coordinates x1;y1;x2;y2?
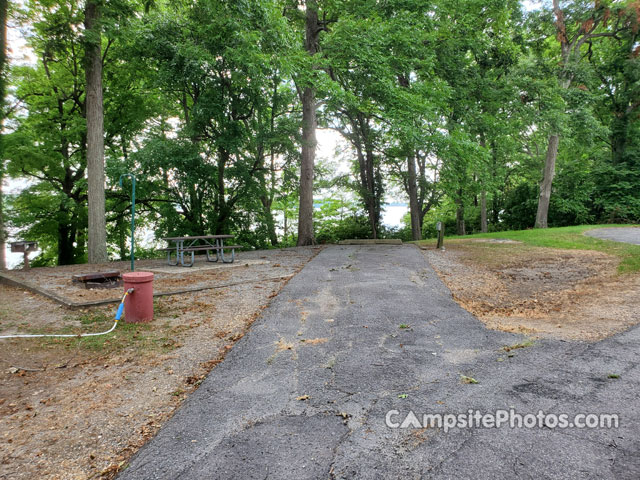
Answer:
0;288;134;340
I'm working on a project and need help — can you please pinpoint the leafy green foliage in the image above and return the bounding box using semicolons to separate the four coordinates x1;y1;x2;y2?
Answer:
314;197;370;243
4;0;640;262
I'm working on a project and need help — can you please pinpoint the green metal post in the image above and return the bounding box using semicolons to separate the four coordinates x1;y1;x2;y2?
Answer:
119;173;136;271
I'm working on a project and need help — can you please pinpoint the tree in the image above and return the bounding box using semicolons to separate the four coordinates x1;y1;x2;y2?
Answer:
297;0;322;246
386;3;446;240
7;1;89;265
7;0;640;260
535;0;627;228
585;5;640;222
7;0;148;265
326;12;390;240
85;0;107;263
324;2;426;239
0;0;8;269
129;0;297;246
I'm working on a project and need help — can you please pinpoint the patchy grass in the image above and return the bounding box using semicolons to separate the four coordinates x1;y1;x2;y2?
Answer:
418;225;640;273
74;310;113;326
16;308;180;354
154;298;178;318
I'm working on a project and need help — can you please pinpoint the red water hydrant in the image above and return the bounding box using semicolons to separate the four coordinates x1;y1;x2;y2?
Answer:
122;272;154;323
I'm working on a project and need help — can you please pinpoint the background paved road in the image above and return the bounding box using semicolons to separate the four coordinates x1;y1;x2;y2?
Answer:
120;245;640;479
585;227;640;245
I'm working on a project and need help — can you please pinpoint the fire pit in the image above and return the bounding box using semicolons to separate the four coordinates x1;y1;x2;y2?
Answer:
72;271;123;289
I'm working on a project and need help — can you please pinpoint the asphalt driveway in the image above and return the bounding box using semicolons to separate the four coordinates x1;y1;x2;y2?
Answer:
119;245;640;479
585;227;640;245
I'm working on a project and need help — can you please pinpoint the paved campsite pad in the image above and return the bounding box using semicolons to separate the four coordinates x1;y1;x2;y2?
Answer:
585;227;640;245
120;245;640;479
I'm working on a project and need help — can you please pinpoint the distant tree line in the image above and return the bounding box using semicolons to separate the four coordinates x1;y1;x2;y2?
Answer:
0;0;638;266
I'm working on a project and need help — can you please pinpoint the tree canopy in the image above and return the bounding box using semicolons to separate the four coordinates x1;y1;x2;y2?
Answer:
2;0;640;265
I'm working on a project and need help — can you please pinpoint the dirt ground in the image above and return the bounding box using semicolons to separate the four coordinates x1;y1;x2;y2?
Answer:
1;255;293;306
423;239;640;341
0;247;320;479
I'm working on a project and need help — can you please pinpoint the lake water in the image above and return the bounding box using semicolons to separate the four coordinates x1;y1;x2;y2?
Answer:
382;203;408;228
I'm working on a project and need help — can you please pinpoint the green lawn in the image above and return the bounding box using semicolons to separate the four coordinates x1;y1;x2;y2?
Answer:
417;225;640;274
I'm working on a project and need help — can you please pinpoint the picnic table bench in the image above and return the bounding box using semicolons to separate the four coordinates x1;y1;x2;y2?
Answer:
161;235;241;267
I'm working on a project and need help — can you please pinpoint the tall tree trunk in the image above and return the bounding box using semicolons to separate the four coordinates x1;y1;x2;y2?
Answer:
297;0;319;246
216;148;228;235
263;80;279;247
365;147;379;239
85;0;107;263
456;189;465;236
0;0;8;270
480;190;488;233
536;0;580;229
58;224;75;265
118;215;127;260
72;220;82;262
259;151;279;245
610;30;639;165
284;210;288;241
0;170;4;270
611;112;629;165
477;136;488;234
492;196;500;225
407;153;421;241
260;196;279;246
490;139;499;225
535;134;559;228
354;142;378;239
397;74;421;240
537;0;621;227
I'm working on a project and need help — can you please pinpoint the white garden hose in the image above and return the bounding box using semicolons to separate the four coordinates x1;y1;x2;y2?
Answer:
0;288;134;340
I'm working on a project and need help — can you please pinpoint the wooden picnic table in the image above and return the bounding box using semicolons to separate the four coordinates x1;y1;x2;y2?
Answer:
161;235;240;267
